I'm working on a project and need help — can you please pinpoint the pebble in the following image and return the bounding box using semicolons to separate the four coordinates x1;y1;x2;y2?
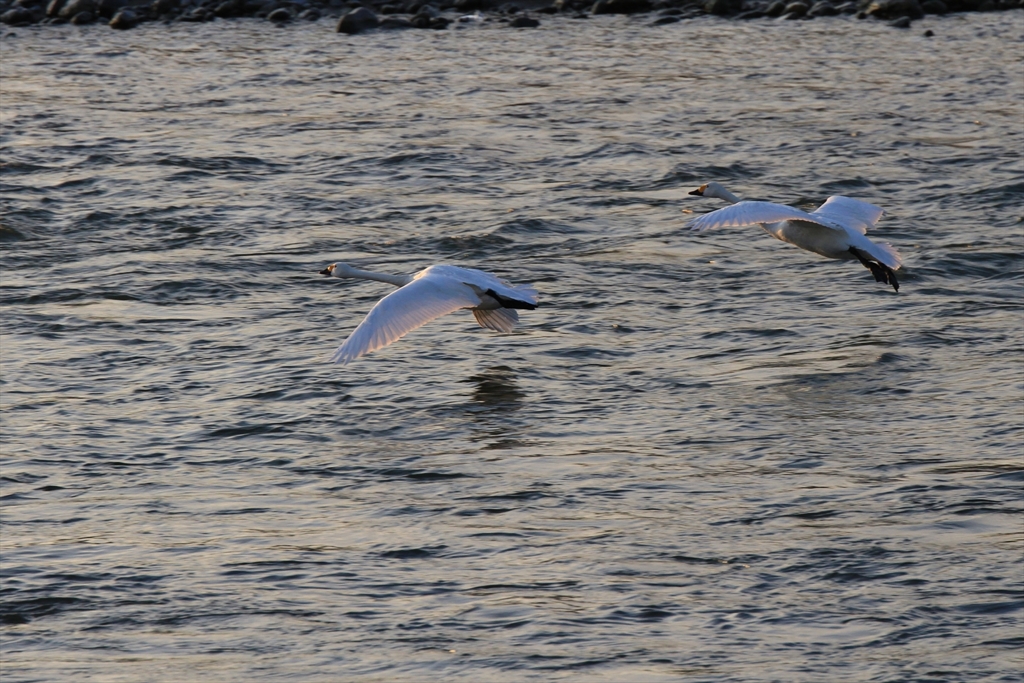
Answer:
70;8;93;20
297;6;319;18
508;12;538;23
267;6;289;20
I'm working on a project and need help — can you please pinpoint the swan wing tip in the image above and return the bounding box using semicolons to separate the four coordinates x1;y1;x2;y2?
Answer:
329;346;356;365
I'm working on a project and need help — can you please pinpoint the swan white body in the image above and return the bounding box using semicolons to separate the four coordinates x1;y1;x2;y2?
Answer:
320;263;538;364
688;182;903;291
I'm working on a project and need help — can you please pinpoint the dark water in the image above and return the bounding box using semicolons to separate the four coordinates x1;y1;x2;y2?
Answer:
2;13;1023;681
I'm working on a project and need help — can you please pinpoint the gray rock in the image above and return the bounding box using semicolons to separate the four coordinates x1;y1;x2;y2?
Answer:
704;0;737;12
267;5;289;18
178;6;210;18
379;14;412;25
863;0;922;17
651;11;678;18
808;0;837;12
44;0;63;15
592;0;651;12
920;0;945;10
213;0;236;15
764;0;784;12
108;6;136;26
508;11;538;21
70;7;93;19
888;13;909;23
782;0;806;12
336;5;377;31
297;6;319;17
0;6;34;21
58;0;92;17
151;0;176;13
94;0;125;17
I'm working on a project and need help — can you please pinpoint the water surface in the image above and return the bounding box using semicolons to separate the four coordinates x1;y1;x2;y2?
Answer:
1;13;1022;681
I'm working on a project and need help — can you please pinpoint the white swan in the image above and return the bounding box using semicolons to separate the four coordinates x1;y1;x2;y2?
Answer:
319;263;538;364
688;182;903;291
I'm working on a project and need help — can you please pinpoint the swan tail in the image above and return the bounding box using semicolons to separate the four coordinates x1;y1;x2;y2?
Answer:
485;288;537;310
864;241;903;270
473;308;519;333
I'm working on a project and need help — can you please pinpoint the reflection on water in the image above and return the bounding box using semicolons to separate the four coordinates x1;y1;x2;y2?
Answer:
465;365;525;410
463;365;529;449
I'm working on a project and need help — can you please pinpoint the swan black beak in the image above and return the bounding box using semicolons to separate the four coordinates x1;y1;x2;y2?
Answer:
319;267;332;276
688;188;704;196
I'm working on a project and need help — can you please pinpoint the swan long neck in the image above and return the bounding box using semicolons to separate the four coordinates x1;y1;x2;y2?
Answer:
715;186;742;205
344;268;412;287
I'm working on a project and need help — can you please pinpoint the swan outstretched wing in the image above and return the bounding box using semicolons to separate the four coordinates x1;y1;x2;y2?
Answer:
812;196;884;235
330;277;479;364
472;308;519;333
690;201;845;233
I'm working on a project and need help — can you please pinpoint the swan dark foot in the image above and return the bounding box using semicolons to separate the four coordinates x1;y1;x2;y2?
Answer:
849;247;899;292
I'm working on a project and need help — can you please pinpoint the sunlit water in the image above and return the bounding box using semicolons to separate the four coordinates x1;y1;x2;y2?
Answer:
1;13;1022;681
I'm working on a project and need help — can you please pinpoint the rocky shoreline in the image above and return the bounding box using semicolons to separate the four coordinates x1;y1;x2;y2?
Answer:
1;0;1019;33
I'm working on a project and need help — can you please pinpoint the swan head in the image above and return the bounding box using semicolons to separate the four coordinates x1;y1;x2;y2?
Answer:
688;182;729;199
319;262;359;278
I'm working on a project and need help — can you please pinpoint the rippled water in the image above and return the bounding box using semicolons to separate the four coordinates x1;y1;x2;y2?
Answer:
2;13;1023;681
